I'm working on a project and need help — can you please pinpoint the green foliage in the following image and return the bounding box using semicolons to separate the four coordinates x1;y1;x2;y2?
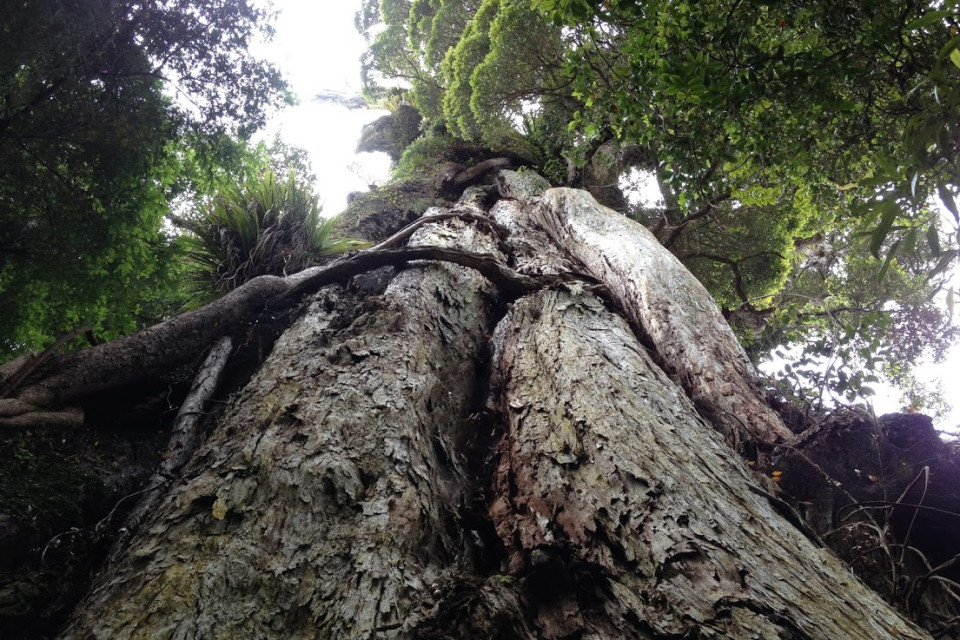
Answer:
440;0;500;138
360;0;960;407
468;0;566;140
896;373;952;421
362;0;567;139
394;134;459;180
180;163;368;307
0;0;288;361
521;105;575;185
751;235;957;406
547;0;960;276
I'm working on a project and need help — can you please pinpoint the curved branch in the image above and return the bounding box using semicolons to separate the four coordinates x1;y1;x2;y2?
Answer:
0;326;92;398
2;239;582;424
452;157;513;187
681;251;787;308
661;190;732;248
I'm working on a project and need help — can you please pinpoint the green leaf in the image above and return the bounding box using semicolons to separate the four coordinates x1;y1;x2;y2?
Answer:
903;227;918;255
878;239;901;280
927;249;960;280
905;10;954;31
937;34;960;63
926;224;941;257
952;47;960;69
938;183;959;221
869;201;898;259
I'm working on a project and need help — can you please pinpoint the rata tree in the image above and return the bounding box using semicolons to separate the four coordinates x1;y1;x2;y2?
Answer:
360;0;960;406
0;155;958;637
1;1;959;637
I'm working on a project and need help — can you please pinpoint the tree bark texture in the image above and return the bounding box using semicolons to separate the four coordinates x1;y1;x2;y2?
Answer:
56;174;931;639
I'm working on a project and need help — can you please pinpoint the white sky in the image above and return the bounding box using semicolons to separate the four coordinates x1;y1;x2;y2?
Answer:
253;0;390;214
256;0;959;431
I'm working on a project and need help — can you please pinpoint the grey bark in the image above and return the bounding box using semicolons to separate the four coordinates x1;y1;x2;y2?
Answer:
489;288;918;638
55;174;930;639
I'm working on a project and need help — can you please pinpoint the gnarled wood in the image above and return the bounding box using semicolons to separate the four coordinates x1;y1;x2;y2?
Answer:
530;187;793;444
58;206;505;639
489;287;923;638
45;178;931;639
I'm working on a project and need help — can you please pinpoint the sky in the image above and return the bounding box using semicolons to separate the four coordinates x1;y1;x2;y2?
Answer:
253;0;390;215
255;0;959;432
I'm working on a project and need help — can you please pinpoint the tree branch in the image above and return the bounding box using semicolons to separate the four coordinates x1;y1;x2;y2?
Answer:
1;239;592;424
661;190;732;248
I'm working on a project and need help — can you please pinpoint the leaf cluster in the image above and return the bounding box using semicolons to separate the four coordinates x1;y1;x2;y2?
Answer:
362;0;569;149
179;157;368;308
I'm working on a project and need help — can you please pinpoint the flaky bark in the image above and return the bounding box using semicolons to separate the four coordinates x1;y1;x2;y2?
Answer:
59;208;505;639
0;235;538;427
489;288;920;637
531;188;792;444
54;175;929;639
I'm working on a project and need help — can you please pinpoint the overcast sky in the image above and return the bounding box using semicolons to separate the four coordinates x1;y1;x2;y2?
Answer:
254;0;390;215
255;0;959;430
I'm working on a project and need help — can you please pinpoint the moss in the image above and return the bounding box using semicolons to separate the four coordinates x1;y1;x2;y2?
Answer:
335;180;448;242
339;134;536;242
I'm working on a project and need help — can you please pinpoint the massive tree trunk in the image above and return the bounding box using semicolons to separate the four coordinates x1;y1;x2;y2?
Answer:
3;171;945;638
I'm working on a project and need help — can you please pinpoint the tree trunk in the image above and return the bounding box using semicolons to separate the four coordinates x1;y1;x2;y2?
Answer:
53;172;931;638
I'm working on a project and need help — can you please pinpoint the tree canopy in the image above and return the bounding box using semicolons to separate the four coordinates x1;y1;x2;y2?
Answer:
360;0;960;411
0;0;288;359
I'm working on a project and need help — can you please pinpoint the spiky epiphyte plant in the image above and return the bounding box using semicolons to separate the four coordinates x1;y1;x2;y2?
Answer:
182;170;367;307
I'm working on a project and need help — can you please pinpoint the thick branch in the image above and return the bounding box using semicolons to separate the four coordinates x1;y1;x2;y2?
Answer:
278;246;543;303
2;240;560;420
661;190;732;248
531;187;793;443
452;157;513;187
682;251;785;308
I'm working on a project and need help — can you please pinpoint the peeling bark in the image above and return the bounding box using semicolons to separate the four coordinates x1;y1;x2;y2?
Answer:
531;188;793;444
59;210;504;639
40;174;935;639
488;288;923;638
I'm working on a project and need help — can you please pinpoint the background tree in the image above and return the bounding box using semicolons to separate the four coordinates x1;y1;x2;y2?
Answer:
360;0;960;405
0;0;288;359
